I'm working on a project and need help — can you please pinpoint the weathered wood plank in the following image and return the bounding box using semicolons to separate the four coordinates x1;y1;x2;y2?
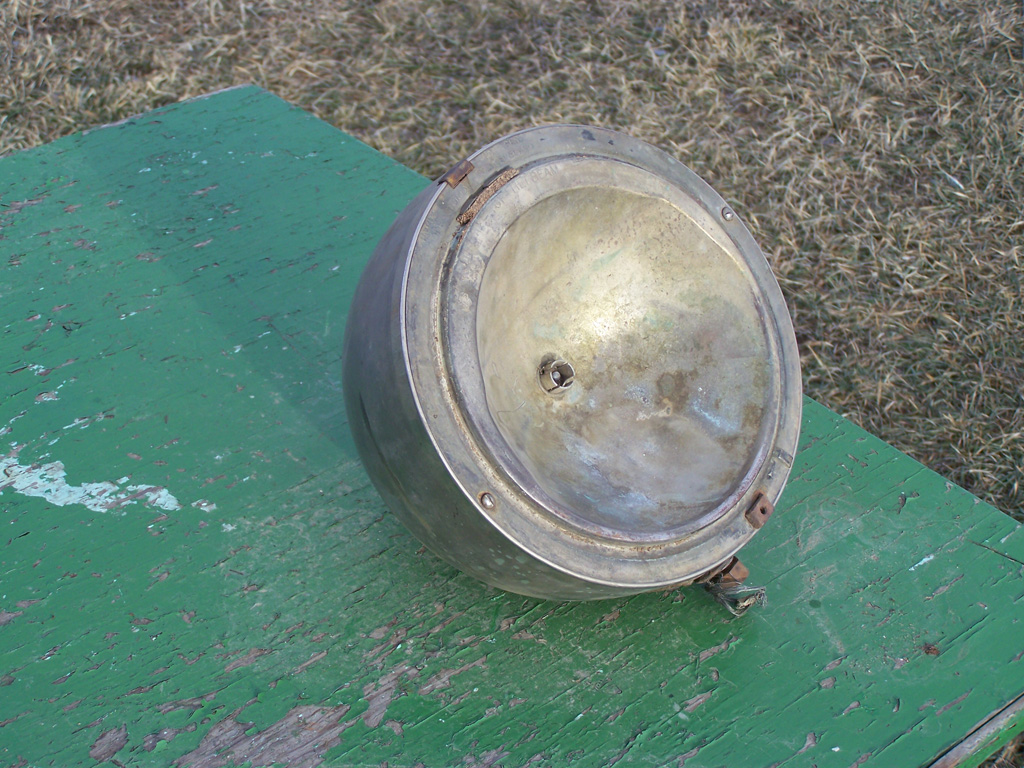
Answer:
1;86;1021;767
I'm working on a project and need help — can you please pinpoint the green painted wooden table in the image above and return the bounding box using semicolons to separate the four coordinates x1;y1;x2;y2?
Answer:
1;86;1022;768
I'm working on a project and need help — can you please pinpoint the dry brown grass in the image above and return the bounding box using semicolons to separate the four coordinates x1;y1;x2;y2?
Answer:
2;0;1023;521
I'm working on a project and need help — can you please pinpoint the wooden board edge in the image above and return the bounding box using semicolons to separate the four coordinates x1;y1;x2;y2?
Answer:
926;693;1024;768
81;84;264;136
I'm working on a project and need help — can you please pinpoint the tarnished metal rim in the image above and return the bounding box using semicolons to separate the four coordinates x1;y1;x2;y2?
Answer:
446;156;774;543
399;125;802;589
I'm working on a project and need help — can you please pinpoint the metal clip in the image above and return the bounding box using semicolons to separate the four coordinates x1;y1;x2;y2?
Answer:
438;159;474;188
744;491;774;530
695;555;744;585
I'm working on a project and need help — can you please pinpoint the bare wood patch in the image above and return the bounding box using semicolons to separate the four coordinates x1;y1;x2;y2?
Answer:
224;648;271;672
418;656;486;696
173;704;354;768
363;663;417;728
698;635;736;663
89;724;127;762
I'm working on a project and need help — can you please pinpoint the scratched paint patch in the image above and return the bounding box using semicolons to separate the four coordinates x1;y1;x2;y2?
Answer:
909;554;935;571
0;452;182;513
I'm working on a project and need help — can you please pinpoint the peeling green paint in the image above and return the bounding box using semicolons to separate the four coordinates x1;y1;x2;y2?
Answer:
1;87;1022;768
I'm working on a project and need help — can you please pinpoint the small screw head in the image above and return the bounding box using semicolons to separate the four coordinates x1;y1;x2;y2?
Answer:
721;207;735;221
479;492;496;510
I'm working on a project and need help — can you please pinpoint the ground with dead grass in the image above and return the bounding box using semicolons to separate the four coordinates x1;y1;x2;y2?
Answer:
2;0;1022;521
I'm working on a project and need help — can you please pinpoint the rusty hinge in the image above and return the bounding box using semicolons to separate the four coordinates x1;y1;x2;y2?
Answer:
744;491;774;530
695;555;749;587
438;159;474;188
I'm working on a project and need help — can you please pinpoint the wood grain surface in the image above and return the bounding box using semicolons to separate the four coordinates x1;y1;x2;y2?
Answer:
1;86;1022;768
